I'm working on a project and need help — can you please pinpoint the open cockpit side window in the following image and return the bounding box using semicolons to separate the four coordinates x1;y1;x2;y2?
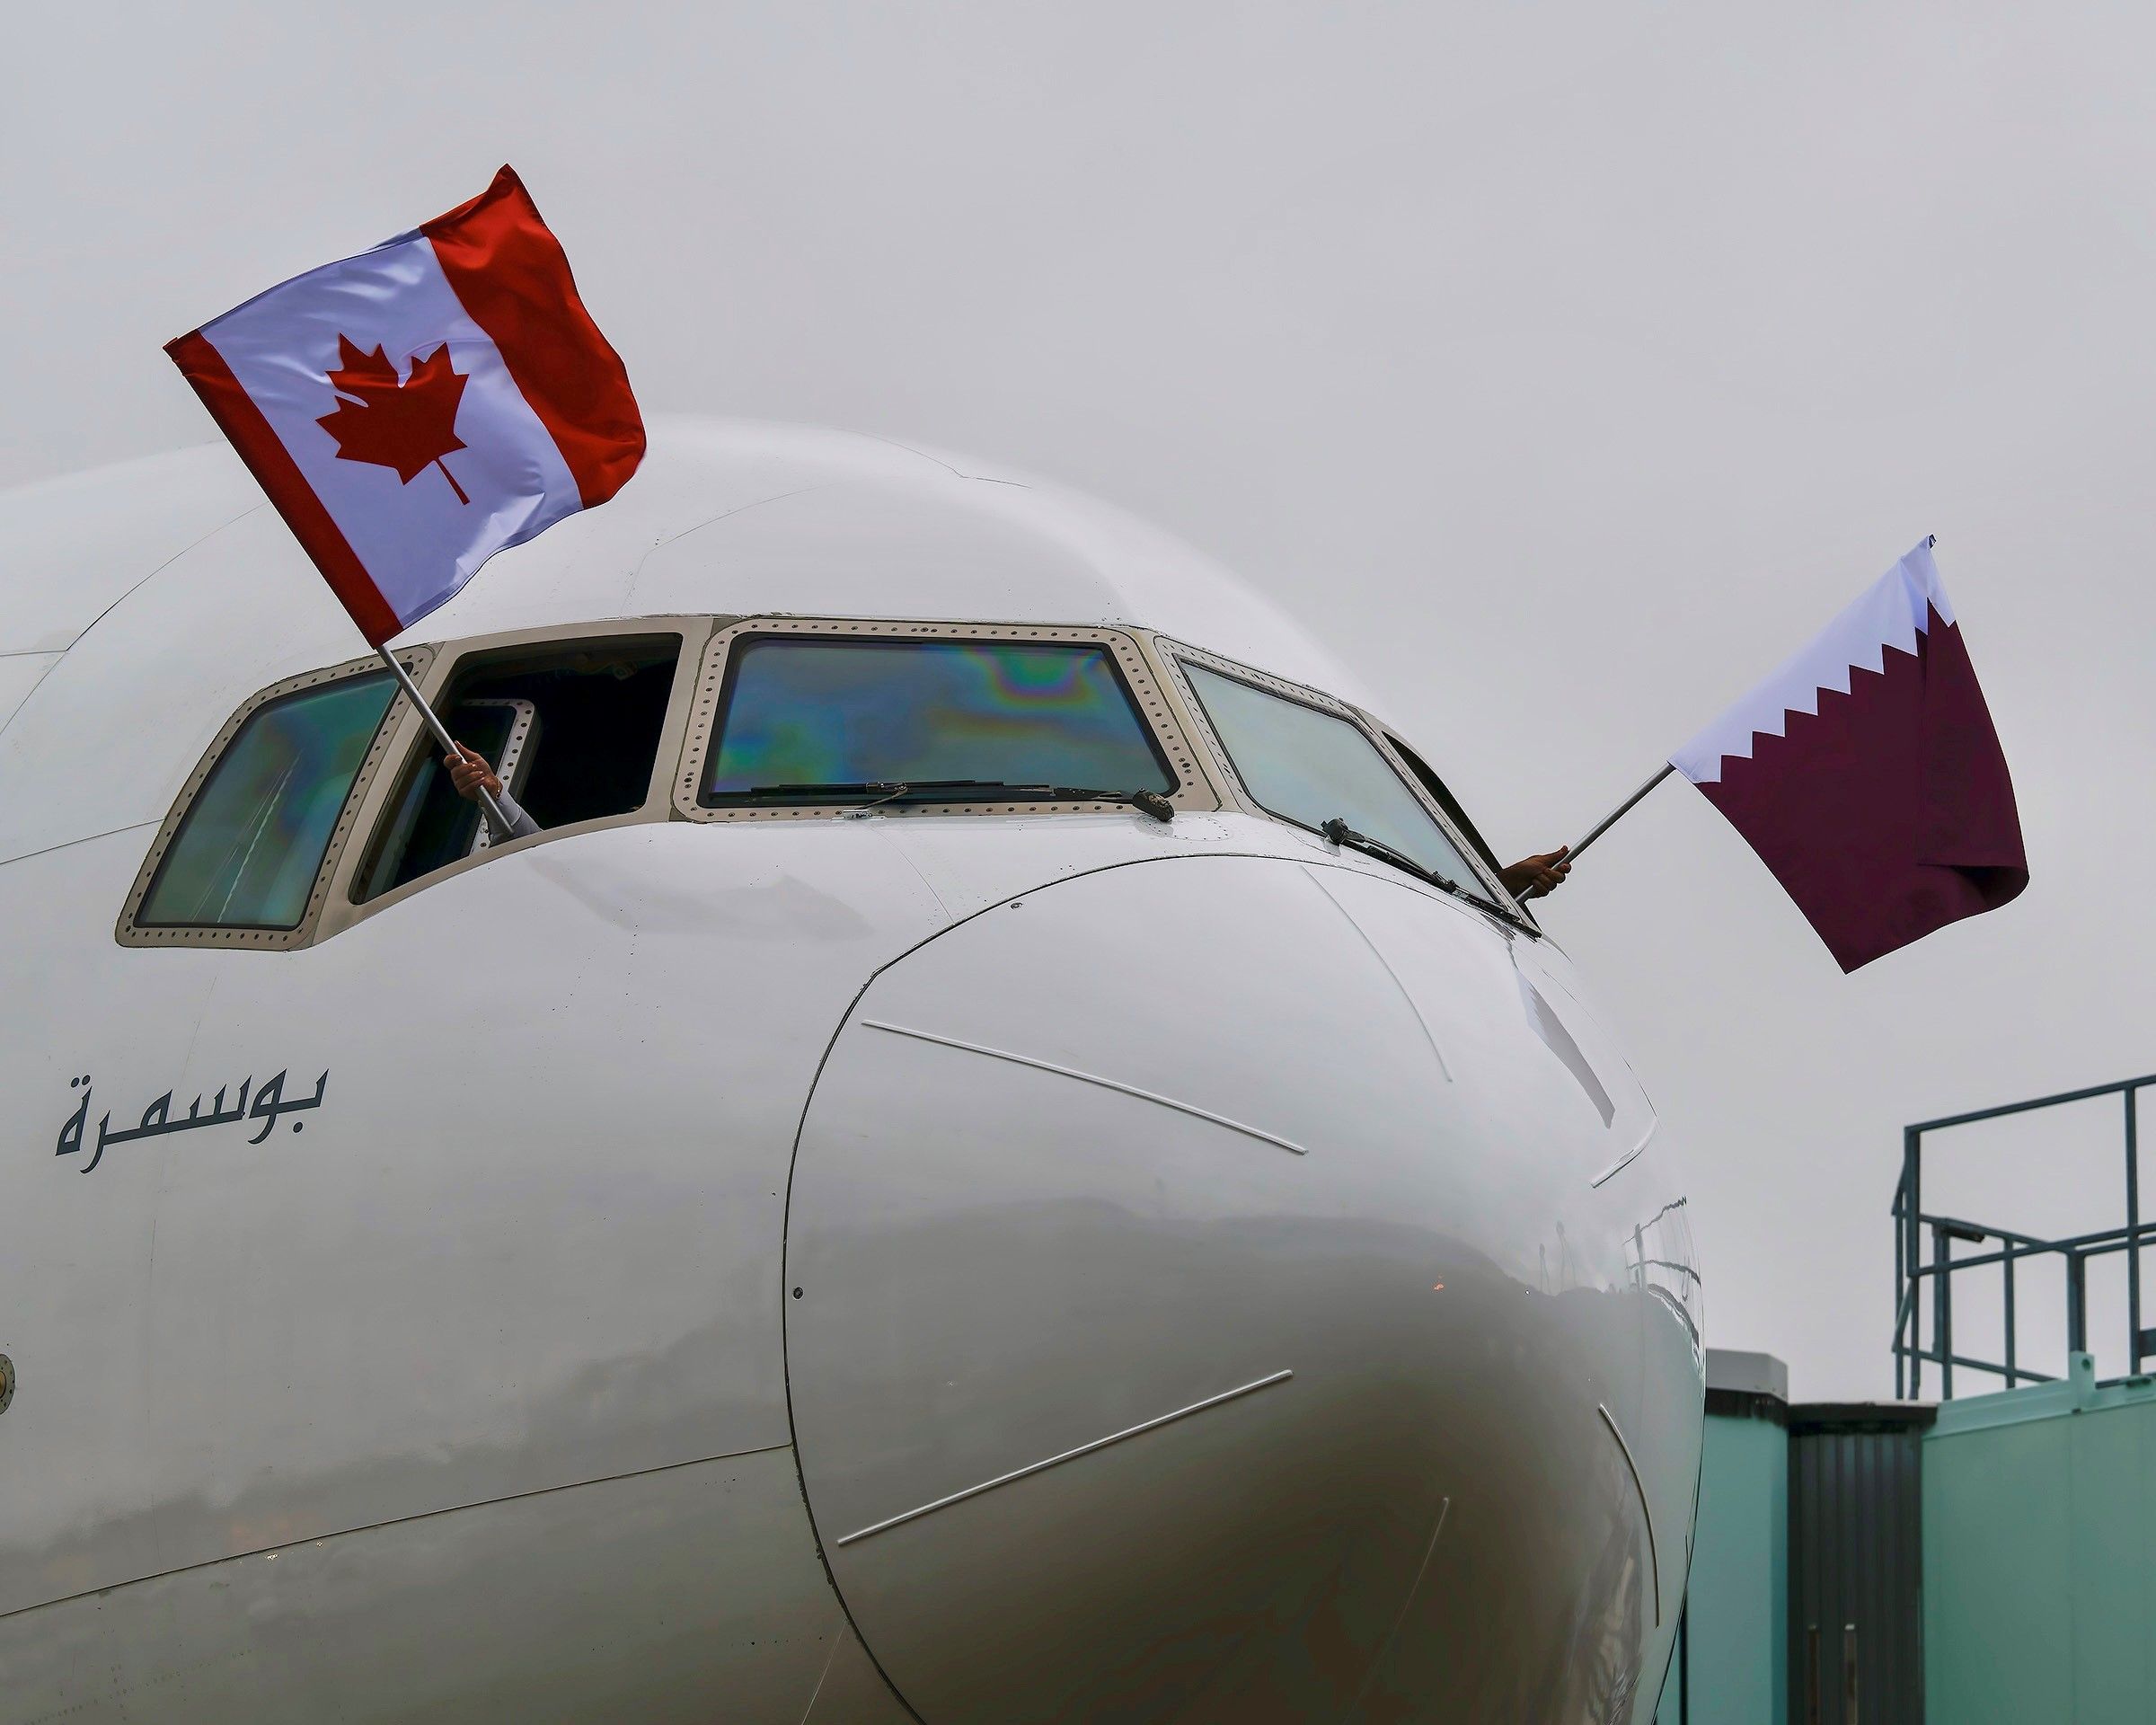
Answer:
675;619;1213;820
1171;650;1514;914
1381;730;1510;891
356;633;683;902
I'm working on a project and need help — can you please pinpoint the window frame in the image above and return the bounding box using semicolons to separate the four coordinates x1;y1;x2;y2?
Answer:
1377;726;1533;925
462;696;541;855
1154;636;1524;919
672;616;1222;823
116;647;433;951
324;615;712;935
122;615;1344;954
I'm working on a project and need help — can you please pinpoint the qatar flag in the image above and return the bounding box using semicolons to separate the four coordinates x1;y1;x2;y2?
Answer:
1671;540;2028;971
166;165;643;645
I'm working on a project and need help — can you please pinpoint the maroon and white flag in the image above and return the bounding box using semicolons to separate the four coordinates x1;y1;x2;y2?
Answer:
166;166;643;645
1671;540;2028;971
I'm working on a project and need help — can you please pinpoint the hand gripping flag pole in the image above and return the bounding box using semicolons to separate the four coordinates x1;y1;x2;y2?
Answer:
1520;538;2027;971
165;164;645;838
1511;763;1676;907
374;645;515;837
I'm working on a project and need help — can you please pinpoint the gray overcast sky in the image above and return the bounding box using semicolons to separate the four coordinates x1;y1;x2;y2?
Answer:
5;4;2152;1398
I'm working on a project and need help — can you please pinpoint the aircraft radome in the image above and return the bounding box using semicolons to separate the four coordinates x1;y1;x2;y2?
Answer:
0;417;1703;1723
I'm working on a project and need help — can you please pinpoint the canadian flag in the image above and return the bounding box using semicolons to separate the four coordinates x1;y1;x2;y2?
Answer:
1671;540;2028;971
166;165;643;644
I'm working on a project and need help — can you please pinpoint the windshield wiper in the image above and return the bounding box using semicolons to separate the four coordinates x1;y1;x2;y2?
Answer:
1311;823;1534;931
736;779;1012;805
737;781;906;801
1320;818;1471;898
1319;818;1533;928
1040;784;1175;822
739;780;1173;821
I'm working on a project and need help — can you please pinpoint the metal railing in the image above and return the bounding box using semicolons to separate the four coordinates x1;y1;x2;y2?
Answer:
1892;1072;2155;1399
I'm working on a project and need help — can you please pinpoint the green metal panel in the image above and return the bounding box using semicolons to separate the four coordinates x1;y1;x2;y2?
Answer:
1661;1407;1787;1725
1924;1354;2156;1725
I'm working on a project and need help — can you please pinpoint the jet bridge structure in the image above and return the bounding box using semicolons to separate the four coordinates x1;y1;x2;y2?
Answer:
1659;1071;2156;1725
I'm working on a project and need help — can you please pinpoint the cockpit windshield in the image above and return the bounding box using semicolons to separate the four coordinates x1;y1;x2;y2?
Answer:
701;636;1176;805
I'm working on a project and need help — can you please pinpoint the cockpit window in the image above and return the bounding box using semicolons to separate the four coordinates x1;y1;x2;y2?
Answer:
701;636;1175;805
357;635;680;902
1384;730;1508;885
139;672;397;930
1180;662;1486;896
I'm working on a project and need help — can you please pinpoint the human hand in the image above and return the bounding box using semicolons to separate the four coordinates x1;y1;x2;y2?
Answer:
1498;845;1571;899
445;743;502;804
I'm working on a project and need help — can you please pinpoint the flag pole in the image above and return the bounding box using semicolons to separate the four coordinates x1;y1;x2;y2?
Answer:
1566;762;1674;862
1514;762;1674;907
375;647;514;837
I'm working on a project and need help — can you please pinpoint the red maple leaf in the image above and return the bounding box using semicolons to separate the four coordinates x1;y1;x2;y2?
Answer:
315;336;471;502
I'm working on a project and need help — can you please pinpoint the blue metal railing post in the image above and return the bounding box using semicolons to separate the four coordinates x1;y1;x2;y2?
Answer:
2003;1243;2018;1388
1908;1126;1924;1399
1894;1135;1910;1398
1913;1127;1924;1398
1934;1225;1953;1400
2128;1086;2143;1376
2067;1252;2088;1358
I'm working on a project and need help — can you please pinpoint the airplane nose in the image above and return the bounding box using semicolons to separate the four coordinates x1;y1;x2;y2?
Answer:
783;854;1683;1724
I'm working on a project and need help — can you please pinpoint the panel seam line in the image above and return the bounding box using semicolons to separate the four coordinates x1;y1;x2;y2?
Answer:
858;1019;1307;1155
0;1440;791;1624
835;1370;1294;1546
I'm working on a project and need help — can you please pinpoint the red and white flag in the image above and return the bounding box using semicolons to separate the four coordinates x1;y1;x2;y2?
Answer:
166;165;642;645
1671;540;2028;971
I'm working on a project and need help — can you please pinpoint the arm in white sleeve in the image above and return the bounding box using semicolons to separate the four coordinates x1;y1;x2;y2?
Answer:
487;787;542;841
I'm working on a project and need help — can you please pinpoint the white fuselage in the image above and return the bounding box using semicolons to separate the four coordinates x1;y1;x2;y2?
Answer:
0;420;1701;1724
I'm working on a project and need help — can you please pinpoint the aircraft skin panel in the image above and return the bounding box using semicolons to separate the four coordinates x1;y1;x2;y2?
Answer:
0;506;365;866
0;652;61;739
798;1617;921;1724
0;1444;865;1724
785;854;1701;1723
0;444;261;657
0;818;950;1616
627;481;1122;637
874;808;1256;924
0;419;1701;1721
0;827;224;1611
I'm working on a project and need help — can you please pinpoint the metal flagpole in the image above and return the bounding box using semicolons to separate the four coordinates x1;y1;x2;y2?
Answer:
375;647;515;837
1514;762;1675;907
1565;762;1675;862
